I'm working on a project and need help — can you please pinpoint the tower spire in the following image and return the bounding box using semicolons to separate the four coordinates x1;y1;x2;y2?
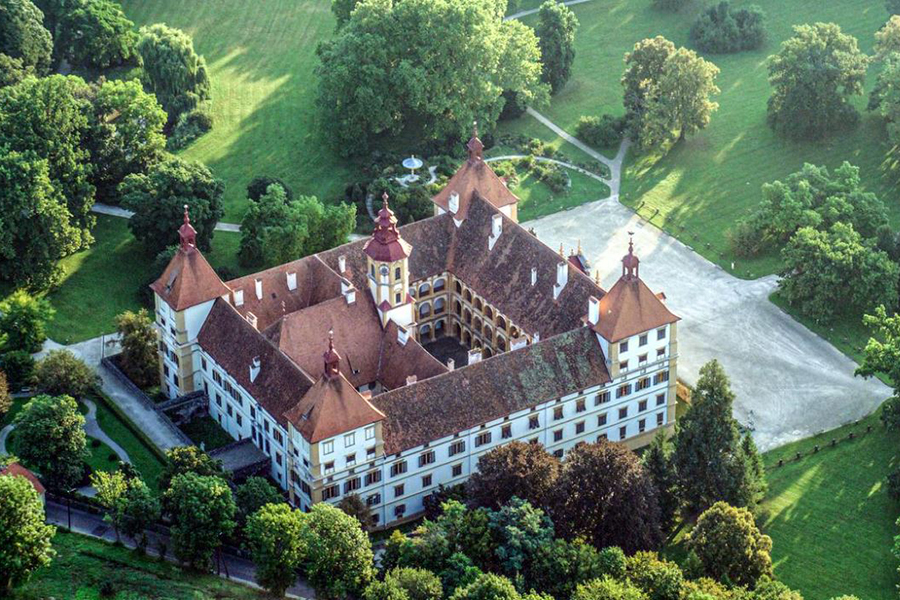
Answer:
621;232;640;280
179;204;197;252
323;329;341;380
466;120;484;163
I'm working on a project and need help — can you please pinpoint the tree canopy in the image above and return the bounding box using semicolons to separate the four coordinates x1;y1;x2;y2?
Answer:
0;290;55;353
13;394;88;491
536;0;579;94
165;472;236;570
767;23;868;140
33;349;98;397
0;0;52;73
301;502;376;599
875;15;900;60
136;24;210;120
57;0;138;69
115;309;158;389
316;0;548;155
159;445;227;491
0;472;56;590
690;2;766;54
245;502;306;597
466;440;560;511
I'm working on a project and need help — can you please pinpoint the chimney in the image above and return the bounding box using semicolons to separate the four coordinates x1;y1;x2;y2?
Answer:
533;332;540;343
397;325;409;346
447;358;455;371
588;296;600;326
467;348;482;365
448;191;460;215
511;336;528;351
531;267;537;286
553;262;568;300
338;255;347;273
286;272;297;291
341;278;356;304
406;375;418;386
255;278;263;300
488;214;503;250
249;356;261;383
234;289;244;307
246;312;258;330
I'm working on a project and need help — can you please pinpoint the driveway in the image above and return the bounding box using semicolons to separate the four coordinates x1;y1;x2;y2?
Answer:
528;196;891;450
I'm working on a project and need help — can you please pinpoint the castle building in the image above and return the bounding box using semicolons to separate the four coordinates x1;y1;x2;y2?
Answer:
151;132;680;527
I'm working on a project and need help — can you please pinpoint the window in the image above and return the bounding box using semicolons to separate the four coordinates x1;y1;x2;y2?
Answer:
394;267;401;280
390;461;408;477
322;485;340;501
619;361;629;371
616;384;631;399
274;430;284;445
213;371;222;385
501;424;512;439
553;406;564;421
201;358;207;371
344;477;361;493
639;399;648;412
657;327;666;340
618;407;628;419
367;446;376;459
422;474;432;488
619;426;627;440
275;452;283;465
250;406;256;419
236;414;243;427
553;429;563;442
215;393;222;407
598;413;608;426
324;461;335;475
419;450;435;467
344;433;355;447
394;484;405;498
365;425;375;440
636;377;650;391
619;340;629;353
365;470;382;486
366;493;381;506
597;433;608;442
576;399;586;413
553;449;564;458
322;440;334;455
264;420;270;433
654;370;670;385
394;292;402;304
639;334;648;346
576;421;585;434
638;419;646;433
449;440;465;456
595;391;610;406
475;431;492;447
657;394;665;407
394;504;406;518
346;453;357;467
657;412;664;426
638;354;648;364
529;415;540;430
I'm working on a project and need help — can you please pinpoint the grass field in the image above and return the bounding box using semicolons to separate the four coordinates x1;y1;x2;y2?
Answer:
180;415;234;452
508;0;899;278
11;531;264;600
760;410;900;600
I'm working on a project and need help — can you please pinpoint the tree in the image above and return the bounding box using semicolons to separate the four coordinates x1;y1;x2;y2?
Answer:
780;223;898;322
767;23;868;140
0;472;56;591
384;567;443;600
466;440;560;511
641;431;679;533
33;349;98;397
118;475;160;551
115;309;158;389
164;472;236;570
536;0;578;94
338;493;377;532
238;184;355;268
0;53;33;88
0;0;52;73
56;0;137;69
245;503;307;597
869;53;900;147
247;175;293;202
136;24;210;120
857;305;900;391
235;476;283;524
0;371;10;420
440;553;484;597
331;0;360;29
0;350;35;391
625;552;683;600
301;502;375;599
91;470;129;540
89;79;167;203
875;15;900;60
13;394;88;491
687;501;773;588
0;148;81;289
889;0;900;16
622;36;674;144
366;578;410;600
672;360;766;513
0;291;53;353
159;445;226;491
0;75;96;242
690;2;766;54
638;47;719;148
489;497;554;577
450;573;521;600
316;0;548;156
525;538;623;600
572;577;647;600
553;440;663;554
120;157;224;255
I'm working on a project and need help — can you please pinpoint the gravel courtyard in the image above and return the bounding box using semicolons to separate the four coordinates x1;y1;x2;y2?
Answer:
529;197;891;450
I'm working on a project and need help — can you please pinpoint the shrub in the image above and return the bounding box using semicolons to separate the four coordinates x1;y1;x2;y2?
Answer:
882;396;900;430
247;175;293;202
167;108;213;150
690;2;766;54
577;114;626;148
0;350;34;390
33;349;99;397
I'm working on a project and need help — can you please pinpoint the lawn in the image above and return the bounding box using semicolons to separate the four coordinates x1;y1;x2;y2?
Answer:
119;0;356;223
760;409;900;600
506;0;900;278
42;215;250;344
11;531;266;599
91;394;167;492
179;415;234;452
514;167;610;222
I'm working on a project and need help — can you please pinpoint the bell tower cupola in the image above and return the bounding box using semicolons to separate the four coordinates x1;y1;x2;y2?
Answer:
363;193;414;328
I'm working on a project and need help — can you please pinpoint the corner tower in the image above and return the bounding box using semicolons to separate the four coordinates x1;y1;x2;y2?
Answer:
363;193;414;329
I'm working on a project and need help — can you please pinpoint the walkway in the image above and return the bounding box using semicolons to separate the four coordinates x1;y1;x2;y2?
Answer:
82;398;131;464
485;154;611;188
0;424;12;455
92;203;241;233
505;0;594;20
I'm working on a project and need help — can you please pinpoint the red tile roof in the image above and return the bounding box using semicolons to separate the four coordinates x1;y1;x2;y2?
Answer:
364;194;412;262
1;462;45;495
431;150;519;221
151;247;231;312
283;371;385;443
591;276;679;343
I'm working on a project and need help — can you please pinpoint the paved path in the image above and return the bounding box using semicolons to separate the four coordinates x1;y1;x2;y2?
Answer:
45;500;315;599
0;424;12;455
82;398;131;464
486;154;612;187
92;203;241;233
506;0;594;20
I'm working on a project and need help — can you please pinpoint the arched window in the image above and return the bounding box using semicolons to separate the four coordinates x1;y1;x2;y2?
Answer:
455;281;463;294
484;306;493;320
454;301;462;316
418;283;431;296
464;309;472;325
419;324;432;337
483;347;493;358
434;297;446;314
464;290;473;303
483;325;493;339
473;317;483;331
497;336;507;352
419;302;432;318
474;298;483;311
496;316;507;330
433;278;446;292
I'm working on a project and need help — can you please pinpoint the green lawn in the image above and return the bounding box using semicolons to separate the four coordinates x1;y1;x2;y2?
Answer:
119;0;356;223
91;394;167;492
760;410;900;600
506;0;900;278
179;415;234;452
515;167;610;222
11;531;266;599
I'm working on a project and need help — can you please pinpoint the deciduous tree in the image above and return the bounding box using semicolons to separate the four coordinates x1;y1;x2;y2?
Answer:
247;175;293;202
687;501;773;588
690;2;766;54
33;349;98;397
0;472;56;590
384;567;443;600
136;24;210;120
875;16;900;60
115;309;158;389
57;0;137;69
525;538;623;600
245;503;307;597
572;577;647;600
301;502;376;599
159;445;227;491
641;431;679;533
0;0;52;73
553;440;663;554
165;472;236;571
767;23;868;140
450;573;521;600
13;394;88;491
625;552;683;600
489;497;554;577
120;157;224;255
331;0;360;29
338;493;377;532
536;0;578;94
466;440;560;511
235;476;283;524
0;371;10;419
0;290;54;353
622;36;674;143
118;475;160;551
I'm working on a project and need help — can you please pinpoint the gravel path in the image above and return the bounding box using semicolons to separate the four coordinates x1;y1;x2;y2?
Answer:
505;0;595;20
92;203;242;233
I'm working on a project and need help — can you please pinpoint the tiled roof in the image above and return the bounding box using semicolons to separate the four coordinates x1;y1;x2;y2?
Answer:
431;156;519;220
373;326;611;454
283;371;385;443
591;275;679;343
0;462;45;495
150;247;231;311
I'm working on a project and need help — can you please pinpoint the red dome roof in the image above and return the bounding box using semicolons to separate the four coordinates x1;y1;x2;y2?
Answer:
364;193;412;262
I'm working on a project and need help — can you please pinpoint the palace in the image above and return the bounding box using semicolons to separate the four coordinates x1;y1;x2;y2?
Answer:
151;131;680;527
